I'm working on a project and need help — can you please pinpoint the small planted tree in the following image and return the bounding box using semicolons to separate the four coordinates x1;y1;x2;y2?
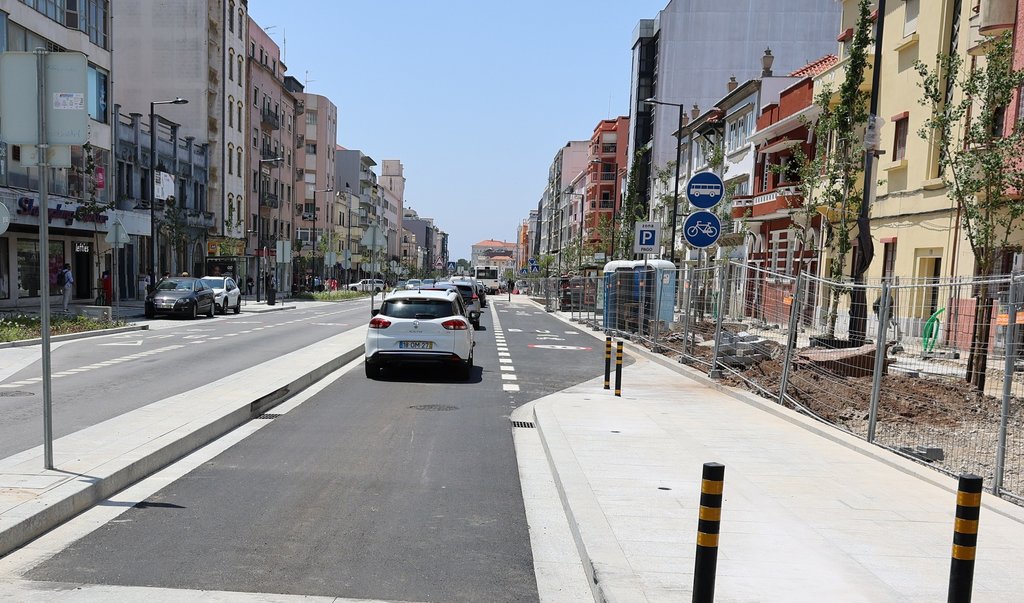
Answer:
801;0;873;339
618;146;650;257
916;31;1024;390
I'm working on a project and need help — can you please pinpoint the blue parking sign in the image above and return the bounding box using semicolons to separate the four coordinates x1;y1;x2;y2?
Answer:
682;211;722;248
687;172;725;209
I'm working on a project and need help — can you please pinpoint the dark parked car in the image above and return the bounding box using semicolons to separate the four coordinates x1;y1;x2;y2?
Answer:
145;277;217;319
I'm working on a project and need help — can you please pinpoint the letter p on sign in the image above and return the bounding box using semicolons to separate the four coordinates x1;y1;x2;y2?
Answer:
634;221;660;254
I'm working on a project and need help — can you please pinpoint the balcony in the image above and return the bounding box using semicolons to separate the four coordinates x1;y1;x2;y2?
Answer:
261;108;280;130
600;172;616;181
743;184;804;220
185;210;217;229
260;192;279;209
260;147;278;161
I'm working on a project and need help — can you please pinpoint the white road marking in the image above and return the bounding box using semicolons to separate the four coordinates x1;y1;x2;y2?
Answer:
500;365;515;371
508;328;522;332
502;383;520;391
98;340;143;346
499;358;512;364
498;352;510;357
501;373;518;380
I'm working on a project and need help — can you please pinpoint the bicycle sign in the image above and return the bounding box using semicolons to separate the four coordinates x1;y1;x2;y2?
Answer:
686;171;725;209
683;210;722;248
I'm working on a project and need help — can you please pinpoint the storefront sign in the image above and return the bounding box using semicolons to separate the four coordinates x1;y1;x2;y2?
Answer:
15;196;110;226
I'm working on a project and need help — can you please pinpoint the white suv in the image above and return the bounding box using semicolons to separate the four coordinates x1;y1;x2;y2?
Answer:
364;289;475;379
346;279;386;292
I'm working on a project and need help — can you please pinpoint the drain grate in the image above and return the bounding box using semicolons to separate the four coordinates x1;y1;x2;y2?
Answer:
409;404;458;411
0;390;34;397
255;413;282;420
511;421;535;429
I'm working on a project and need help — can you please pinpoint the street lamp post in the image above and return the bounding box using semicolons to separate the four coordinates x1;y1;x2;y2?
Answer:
644;98;685;265
255;156;283;302
149;98;188;287
313;187;333;284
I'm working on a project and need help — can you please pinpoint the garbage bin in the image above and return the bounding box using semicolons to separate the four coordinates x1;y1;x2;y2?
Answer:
267;286;277;305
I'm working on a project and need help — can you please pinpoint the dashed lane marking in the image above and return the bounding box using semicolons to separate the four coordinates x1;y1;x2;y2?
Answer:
501;374;518;381
502;384;520;392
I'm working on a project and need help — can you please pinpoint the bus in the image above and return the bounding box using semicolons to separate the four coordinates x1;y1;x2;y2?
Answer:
473;266;501;294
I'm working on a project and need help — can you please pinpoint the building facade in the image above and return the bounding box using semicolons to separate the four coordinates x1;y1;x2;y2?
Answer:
246;18;297;290
112;0;244;275
627;0;841;220
293;92;337;283
0;1;116;308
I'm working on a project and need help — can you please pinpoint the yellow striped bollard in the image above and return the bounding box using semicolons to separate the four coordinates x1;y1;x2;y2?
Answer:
693;462;724;603
614;341;623;397
948;473;983;603
604;336;612;390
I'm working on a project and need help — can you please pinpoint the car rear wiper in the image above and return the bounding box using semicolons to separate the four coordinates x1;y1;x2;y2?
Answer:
414;313;438;319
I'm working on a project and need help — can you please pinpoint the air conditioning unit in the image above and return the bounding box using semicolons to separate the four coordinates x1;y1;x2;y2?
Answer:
302;213;315;221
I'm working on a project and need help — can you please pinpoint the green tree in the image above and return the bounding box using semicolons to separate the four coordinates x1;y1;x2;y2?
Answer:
916;31;1024;390
618;146;650;258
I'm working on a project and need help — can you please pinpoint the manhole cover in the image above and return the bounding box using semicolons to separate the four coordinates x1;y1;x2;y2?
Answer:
409;404;458;411
0;390;34;397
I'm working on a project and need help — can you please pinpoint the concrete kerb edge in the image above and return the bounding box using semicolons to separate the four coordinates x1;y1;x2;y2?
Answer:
532;400;647;603
520;300;1024;524
0;325;150;350
0;344;364;559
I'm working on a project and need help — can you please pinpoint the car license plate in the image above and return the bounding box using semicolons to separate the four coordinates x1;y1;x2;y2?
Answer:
399;341;432;350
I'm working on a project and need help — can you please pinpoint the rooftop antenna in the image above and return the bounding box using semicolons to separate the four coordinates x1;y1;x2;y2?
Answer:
305;70;315;89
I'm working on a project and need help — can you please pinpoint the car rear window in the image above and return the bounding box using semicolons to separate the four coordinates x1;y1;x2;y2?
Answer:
380;299;456;319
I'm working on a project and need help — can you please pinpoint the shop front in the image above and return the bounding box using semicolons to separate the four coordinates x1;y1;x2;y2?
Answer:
0;190;150;309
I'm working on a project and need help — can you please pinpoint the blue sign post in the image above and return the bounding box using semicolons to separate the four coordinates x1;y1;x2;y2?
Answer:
520;268;528;275
683;211;722;248
530;264;541;273
446;261;456;272
686;172;725;209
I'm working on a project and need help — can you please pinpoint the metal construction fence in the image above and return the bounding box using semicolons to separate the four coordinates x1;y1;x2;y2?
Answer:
529;263;1024;503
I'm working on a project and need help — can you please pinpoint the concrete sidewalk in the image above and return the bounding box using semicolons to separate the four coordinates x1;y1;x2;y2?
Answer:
528;318;1024;601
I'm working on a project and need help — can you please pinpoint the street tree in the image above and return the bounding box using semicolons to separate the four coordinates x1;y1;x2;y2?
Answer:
916;31;1024;390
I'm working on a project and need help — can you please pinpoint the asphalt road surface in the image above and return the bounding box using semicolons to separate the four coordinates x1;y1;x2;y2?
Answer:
0;300;370;458
25;298;617;601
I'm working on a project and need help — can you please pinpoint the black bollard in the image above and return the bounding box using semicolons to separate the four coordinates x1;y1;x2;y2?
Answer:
693;462;725;603
604;336;612;390
614;341;623;397
948;473;983;603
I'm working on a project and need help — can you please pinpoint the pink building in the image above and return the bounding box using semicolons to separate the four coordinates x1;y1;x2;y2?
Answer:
246;18;297;285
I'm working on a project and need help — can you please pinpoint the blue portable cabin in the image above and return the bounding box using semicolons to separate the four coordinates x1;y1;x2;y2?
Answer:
631;259;676;323
602;260;635;332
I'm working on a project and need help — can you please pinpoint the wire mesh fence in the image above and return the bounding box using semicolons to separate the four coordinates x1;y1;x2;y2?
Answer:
528;262;1024;503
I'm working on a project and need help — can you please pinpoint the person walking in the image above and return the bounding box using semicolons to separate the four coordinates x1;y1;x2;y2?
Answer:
59;263;74;312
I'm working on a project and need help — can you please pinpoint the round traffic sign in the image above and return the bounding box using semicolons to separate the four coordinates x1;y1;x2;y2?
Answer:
683;211;722;248
686;172;725;209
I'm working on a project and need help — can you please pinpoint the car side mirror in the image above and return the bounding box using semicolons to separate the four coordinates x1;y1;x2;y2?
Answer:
371;309;379;317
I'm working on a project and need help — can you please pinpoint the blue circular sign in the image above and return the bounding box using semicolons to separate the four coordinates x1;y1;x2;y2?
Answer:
683;211;722;248
686;172;725;209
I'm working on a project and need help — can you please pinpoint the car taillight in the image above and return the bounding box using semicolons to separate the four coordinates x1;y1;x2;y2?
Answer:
471;293;478;300
442;319;468;330
369;317;391;329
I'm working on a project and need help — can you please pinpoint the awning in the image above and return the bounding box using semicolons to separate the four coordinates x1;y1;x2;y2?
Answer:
758;139;801;155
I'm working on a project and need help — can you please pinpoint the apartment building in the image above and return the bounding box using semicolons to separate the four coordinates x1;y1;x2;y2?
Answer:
585;117;629;259
112;0;244;272
627;0;841;222
336;149;379;278
539;141;589;271
293;92;337;279
379;160;406;261
246;18;296;289
0;1;116;307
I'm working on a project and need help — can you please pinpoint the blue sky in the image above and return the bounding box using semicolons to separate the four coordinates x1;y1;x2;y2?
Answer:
248;1;667;260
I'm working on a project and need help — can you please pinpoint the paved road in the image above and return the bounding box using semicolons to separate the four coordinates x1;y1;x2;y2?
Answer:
0;300;371;458
22;300;612;601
